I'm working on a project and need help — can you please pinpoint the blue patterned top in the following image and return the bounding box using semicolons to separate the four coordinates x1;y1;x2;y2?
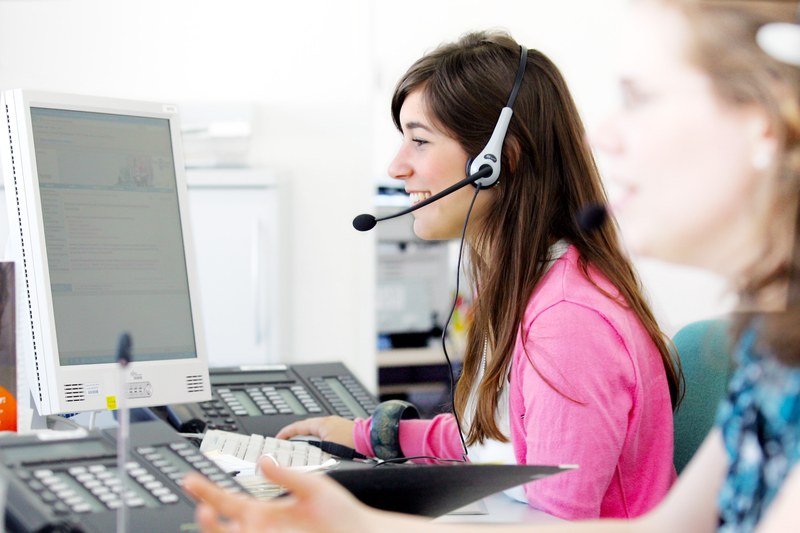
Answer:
716;327;800;532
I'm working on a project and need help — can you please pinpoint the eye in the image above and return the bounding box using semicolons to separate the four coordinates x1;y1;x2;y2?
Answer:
412;137;429;147
621;85;654;110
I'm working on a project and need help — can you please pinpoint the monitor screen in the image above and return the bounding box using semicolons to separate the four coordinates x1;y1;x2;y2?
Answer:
32;108;196;366
0;90;211;421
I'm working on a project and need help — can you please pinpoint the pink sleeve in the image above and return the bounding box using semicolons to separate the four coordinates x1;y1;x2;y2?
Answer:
352;414;465;463
352;417;375;457
514;301;635;519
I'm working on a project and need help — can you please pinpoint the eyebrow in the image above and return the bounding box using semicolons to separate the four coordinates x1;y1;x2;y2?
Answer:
403;121;434;133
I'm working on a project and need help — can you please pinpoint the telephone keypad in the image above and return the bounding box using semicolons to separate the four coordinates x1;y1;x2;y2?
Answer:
308;375;378;418
179;364;380;437
212;385;327;419
13;442;242;518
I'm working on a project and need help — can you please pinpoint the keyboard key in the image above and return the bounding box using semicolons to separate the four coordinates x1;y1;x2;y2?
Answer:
200;429;333;469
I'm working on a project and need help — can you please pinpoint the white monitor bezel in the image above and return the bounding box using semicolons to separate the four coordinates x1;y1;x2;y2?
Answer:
0;89;211;418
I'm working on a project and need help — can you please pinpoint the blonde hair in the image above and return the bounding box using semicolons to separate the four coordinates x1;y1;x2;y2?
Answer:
658;0;800;362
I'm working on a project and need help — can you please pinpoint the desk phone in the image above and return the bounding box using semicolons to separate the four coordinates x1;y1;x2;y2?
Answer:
162;362;378;437
0;419;242;533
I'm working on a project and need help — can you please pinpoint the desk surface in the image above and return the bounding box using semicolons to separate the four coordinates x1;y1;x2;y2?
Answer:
437;492;564;524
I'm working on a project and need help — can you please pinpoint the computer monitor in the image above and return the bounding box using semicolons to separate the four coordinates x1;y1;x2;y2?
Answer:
0;89;211;422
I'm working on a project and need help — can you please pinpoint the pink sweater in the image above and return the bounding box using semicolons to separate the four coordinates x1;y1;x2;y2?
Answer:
353;246;676;520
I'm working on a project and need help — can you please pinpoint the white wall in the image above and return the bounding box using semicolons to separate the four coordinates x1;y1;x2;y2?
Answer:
0;0;733;393
0;0;378;389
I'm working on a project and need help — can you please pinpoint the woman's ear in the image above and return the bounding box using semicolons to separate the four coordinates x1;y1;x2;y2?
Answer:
745;105;778;171
505;137;522;175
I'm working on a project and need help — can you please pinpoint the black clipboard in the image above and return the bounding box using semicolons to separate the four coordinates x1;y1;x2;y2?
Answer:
326;463;574;518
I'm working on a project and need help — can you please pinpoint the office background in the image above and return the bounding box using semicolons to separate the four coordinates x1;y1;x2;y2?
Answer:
0;0;732;393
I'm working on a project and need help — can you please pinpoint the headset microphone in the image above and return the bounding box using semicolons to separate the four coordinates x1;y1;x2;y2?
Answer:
352;165;493;231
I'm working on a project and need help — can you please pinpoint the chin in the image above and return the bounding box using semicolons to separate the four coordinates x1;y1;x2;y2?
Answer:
413;228;441;241
411;222;433;241
411;217;440;240
412;215;462;241
619;228;652;257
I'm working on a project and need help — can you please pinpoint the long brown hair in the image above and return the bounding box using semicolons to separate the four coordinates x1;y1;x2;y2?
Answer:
661;0;800;364
391;31;683;445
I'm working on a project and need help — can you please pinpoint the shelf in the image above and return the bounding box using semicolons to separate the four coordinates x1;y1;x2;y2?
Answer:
376;347;458;368
378;382;448;395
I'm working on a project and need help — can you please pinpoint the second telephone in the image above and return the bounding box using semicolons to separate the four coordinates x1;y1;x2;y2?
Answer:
161;362;378;437
1;419;243;533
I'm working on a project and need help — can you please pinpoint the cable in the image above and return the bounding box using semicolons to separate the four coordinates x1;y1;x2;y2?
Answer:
440;183;483;462
374;455;466;466
309;440;369;461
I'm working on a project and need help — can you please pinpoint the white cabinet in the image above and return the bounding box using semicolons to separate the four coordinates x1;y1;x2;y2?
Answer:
0;168;282;369
185;168;281;368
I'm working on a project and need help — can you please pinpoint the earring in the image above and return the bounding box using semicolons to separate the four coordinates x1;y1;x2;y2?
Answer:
753;151;773;170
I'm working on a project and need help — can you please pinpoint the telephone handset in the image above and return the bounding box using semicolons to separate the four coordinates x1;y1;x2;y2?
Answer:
161;362;379;437
0;419;243;533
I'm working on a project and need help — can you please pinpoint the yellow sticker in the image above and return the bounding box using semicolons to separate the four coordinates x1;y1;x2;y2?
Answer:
106;396;117;410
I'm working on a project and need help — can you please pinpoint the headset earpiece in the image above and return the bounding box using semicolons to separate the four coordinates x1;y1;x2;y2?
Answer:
468;45;528;190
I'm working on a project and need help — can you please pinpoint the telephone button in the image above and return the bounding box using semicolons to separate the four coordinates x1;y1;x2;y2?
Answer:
64;495;83;507
72;503;92;513
52;502;70;515
27;480;45;492
143;481;162;491
128;497;146;508
128;467;147;477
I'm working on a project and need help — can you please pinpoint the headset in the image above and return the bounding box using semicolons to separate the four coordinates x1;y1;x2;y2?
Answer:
352;44;529;232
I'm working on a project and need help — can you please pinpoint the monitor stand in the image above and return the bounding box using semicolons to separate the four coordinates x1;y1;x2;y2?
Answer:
25;393;116;432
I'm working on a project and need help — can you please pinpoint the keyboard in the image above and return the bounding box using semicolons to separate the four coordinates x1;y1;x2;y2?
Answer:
200;429;332;468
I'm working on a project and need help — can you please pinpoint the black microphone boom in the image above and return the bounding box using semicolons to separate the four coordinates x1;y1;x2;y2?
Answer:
353;165;493;232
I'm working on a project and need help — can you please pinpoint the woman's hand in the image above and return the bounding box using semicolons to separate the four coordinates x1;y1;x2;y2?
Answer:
183;457;375;533
275;416;356;447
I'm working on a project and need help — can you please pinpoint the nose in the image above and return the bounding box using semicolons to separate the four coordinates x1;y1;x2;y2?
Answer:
387;145;412;182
